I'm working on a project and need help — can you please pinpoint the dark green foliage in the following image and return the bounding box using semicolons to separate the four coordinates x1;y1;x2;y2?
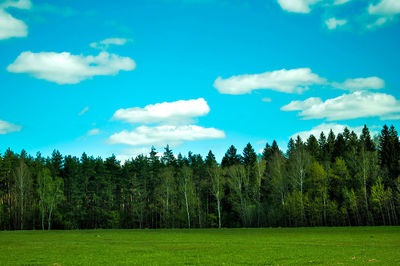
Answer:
0;125;399;229
379;125;400;188
242;143;257;167
306;135;319;159
360;125;375;152
221;145;241;168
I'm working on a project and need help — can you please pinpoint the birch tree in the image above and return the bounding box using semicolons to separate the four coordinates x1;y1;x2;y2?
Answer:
208;165;224;228
13;159;31;230
287;146;311;225
180;166;195;228
37;167;64;230
254;157;266;227
227;165;250;226
159;167;174;227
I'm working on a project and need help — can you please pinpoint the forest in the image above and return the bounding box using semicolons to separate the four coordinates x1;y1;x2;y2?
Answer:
0;124;399;230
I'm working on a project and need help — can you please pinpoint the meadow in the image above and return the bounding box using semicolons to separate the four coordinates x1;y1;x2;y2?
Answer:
0;227;399;265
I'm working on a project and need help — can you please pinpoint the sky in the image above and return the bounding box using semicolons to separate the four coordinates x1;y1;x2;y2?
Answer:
1;0;400;162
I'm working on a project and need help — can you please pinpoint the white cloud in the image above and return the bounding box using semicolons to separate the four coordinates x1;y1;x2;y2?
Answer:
334;0;351;5
366;0;400;29
0;119;21;134
87;128;100;136
78;106;89;116
367;17;390;29
281;91;400;121
276;0;398;30
325;17;347;29
214;68;325;95
7;51;136;84
0;0;31;40
109;125;226;146
290;123;378;140
113;98;210;124
90;38;130;50
262;97;272;102
277;0;322;13
0;0;31;9
369;0;400;16
332;77;385;91
381;114;400;120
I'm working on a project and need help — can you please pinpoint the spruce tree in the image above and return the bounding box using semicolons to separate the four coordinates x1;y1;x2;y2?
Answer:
242;143;257;167
221;145;241;168
360;125;375;152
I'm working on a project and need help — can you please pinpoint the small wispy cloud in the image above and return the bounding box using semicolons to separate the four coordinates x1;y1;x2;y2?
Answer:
262;97;272;103
78;107;89;116
87;128;100;136
325;18;347;30
0;119;22;134
90;38;131;50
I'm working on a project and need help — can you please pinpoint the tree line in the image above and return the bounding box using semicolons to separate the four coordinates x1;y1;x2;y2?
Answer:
0;124;399;230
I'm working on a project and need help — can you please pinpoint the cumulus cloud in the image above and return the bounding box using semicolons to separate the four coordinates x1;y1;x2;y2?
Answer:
0;0;31;40
90;38;130;50
276;0;398;30
332;77;385;91
214;68;325;95
0;0;31;9
0;119;21;134
113;98;210;124
87;128;100;136
277;0;322;13
366;0;400;29
290;123;378;140
109;125;226;146
325;17;347;29
281;91;400;121
7;51;136;84
368;0;400;16
110;98;225;150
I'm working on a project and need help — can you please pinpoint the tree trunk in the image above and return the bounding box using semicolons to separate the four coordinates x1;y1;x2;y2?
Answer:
217;195;221;229
48;205;53;230
184;181;190;228
41;204;45;230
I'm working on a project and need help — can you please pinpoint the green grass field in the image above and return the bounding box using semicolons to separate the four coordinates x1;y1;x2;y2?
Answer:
0;227;399;265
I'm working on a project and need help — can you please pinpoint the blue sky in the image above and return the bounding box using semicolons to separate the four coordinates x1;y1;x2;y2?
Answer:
1;0;400;162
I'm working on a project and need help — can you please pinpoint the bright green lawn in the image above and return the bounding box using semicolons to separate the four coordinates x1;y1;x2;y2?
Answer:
0;227;399;265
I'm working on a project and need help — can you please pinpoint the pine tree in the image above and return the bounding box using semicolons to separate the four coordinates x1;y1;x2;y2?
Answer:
286;138;295;158
205;150;217;168
162;145;176;167
325;130;335;162
333;133;346;160
306;135;319;159
242;143;257;167
221;145;241;168
379;125;400;188
360;125;375;152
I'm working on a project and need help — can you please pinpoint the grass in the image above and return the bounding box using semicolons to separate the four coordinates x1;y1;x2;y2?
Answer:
0;227;399;265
